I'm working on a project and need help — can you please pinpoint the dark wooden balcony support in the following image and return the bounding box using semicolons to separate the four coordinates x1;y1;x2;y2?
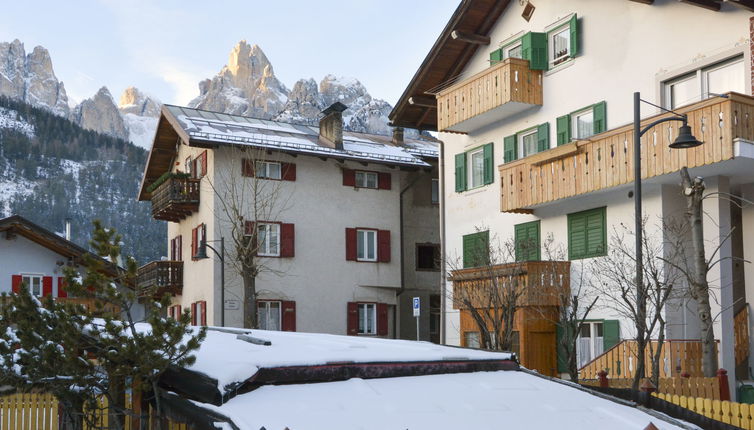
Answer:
137;260;183;298
151;177;200;222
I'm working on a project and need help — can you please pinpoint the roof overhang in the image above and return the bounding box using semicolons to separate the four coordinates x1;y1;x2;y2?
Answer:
388;0;511;131
137;106;190;201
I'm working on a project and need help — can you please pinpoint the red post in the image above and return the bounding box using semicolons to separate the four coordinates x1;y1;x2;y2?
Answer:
681;371;691;379
598;370;609;388
717;368;731;401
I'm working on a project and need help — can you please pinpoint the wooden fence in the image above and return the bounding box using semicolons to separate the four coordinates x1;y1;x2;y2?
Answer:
653;392;754;429
582;376;722;400
0;393;191;430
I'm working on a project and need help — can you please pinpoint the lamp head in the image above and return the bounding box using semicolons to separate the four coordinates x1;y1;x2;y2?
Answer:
193;241;208;259
669;123;702;149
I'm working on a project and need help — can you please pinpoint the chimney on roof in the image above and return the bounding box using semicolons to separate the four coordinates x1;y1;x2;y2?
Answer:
392;127;404;145
64;218;71;241
319;102;347;150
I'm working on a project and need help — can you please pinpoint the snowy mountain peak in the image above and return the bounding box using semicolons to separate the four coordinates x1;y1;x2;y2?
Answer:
118;86;161;117
72;86;128;141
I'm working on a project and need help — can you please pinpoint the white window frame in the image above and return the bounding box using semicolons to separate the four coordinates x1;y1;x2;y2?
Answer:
576;321;604;368
358;303;377;335
468;148;485;189
571;107;594;140
22;274;43;297
663;55;745;110
518;129;539;158
258;300;282;331
255;161;282;180
356;229;377;262
431;178;439;204
257;223;281;257
504;41;523;60
548;24;571;68
355;171;378;189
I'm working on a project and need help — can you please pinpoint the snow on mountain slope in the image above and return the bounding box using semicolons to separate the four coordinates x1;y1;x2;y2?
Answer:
0;106;34;138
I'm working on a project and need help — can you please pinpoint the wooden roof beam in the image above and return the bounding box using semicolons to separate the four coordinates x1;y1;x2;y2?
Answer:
679;0;721;11
408;95;438;109
451;30;490;45
726;0;754;11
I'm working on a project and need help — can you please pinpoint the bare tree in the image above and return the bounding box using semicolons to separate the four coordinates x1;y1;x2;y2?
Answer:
206;145;293;328
591;219;682;388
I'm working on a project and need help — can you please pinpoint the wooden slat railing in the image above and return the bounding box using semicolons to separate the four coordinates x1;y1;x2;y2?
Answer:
653;392;754;429
735;305;750;366
436;58;543;132
582;376;722;400
579;339;717;380
151;177;200;222
137;260;183;298
499;93;754;213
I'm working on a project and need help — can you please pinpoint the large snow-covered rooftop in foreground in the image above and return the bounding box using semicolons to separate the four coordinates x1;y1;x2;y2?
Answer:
157;327;691;430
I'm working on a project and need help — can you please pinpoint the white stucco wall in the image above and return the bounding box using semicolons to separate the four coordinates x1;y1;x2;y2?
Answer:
0;234;68;296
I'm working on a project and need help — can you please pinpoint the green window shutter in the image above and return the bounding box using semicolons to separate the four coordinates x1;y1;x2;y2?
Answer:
568;213;587;260
556;324;574;374
585;208;606;257
569;14;579;58
556;115;571;146
463;231;489;268
515;221;540;261
503;134;517;163
602;320;620;350
536;123;550;153
462;234;474;268
490;48;503;65
482;143;494;185
521;32;548;70
455;152;467;192
568;207;606;259
593;101;607;134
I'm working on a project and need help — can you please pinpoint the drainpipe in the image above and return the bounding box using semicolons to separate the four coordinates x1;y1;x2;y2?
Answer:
397;173;422;339
438;139;446;345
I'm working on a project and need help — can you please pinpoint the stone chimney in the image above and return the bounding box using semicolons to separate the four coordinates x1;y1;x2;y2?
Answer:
319;102;347;150
392;127;404;145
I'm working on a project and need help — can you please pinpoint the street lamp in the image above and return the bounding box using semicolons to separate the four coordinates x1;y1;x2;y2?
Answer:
193;237;225;327
632;91;702;344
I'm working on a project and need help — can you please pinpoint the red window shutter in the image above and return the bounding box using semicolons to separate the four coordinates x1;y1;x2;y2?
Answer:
244;221;255;235
168;305;174;319
191;227;198;260
177;235;183;261
345;228;357;261
378;172;391;190
42;276;53;297
200;301;207;326
241;159;255;177
11;275;21;294
281;162;296;181
57;277;67;298
170;238;176;260
347;302;359;335
200;151;208;178
377;303;388;336
280;223;295;258
342;169;355;186
191;302;197;325
377;230;391;262
282;300;296;331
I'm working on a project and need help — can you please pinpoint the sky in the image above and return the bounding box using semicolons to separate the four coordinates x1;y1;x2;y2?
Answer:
0;0;459;107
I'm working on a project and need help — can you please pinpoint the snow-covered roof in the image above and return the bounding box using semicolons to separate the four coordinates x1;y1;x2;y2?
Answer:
163;105;438;167
195;370;688;430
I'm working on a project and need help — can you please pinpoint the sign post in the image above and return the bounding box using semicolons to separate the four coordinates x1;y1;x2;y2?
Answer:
413;297;421;341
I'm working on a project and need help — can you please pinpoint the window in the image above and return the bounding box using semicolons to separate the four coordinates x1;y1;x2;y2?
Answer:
357;229;377;261
257;223;281;257
556;102;606;145
455;143;493;192
255;161;282;180
416;244;440;271
519;129;538;158
358;303;377;335
431;179;439;204
514;221;540;261
505;42;523;59
568;207;606;260
355;171;378;189
664;56;745;109
549;26;570;67
185;156;192;176
22;275;43;296
576;322;603;368
464;331;480;348
462;231;489;268
504;123;549;163
258;300;282;331
571;108;594;140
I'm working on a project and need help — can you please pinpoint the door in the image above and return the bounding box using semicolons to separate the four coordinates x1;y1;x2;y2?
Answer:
527;331;557;377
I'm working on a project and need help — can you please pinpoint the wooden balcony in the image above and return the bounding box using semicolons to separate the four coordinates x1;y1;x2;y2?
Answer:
436;58;543;133
450;260;570;308
150;176;200;222
499;93;754;213
137;260;183;298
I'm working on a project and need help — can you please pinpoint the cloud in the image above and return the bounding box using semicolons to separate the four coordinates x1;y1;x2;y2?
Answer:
153;60;206;105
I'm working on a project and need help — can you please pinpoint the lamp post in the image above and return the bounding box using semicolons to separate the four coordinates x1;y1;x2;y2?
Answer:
193;237;225;327
632;92;702;371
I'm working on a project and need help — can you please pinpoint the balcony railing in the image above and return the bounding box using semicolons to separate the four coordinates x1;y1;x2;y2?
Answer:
137;260;183;298
498;93;754;213
150;176;200;222
436;58;543;133
450;260;570;308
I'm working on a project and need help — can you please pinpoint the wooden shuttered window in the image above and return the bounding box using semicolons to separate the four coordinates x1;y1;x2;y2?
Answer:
347;302;388;336
281;162;296;181
537;123;550;153
241;159;255;177
569;14;579;58
557;101;607;145
191;227;198;261
345;228;390;262
198;151;208;178
378;172;391;190
454;153;466;192
11;275;21;293
568;207;606;260
489;48;503;65
343;169;356;186
482;143;494;185
377;303;388;336
345;228;358;261
592;101;607;135
521;31;548;70
57;277;67;298
241;158;296;181
42;276;53;297
346;302;359;335
603;320;620;351
503;135;517;163
377;230;391;263
462;231;490;268
514;221;541;261
282;300;296;331
280;223;295;258
199;301;207;326
556;114;571;146
190;302;197;325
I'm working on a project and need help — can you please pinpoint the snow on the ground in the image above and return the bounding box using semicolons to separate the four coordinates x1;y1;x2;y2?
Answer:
122;113;158;150
0;107;35;138
186;327;511;392
195;370;689;430
0;175;35;216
